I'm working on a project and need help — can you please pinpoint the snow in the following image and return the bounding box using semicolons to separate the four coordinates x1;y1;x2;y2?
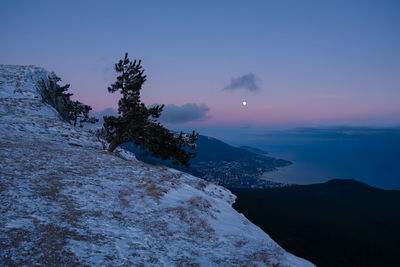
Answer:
0;64;315;266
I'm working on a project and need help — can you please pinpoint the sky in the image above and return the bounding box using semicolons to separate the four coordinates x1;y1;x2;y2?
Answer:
1;0;400;133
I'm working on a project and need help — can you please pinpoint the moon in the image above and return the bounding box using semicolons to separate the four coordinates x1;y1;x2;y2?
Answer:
242;101;247;106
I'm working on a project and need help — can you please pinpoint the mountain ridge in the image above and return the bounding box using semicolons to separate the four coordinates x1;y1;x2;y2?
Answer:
0;64;313;266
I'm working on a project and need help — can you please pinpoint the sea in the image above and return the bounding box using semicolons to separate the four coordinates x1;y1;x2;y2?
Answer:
247;127;400;190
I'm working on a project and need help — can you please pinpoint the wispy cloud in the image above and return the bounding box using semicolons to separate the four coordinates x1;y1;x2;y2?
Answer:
223;73;261;92
92;104;210;125
311;93;342;100
158;103;210;124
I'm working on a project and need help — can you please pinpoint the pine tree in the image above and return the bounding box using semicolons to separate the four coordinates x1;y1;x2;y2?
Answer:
40;74;72;104
103;53;198;166
67;100;98;127
39;74;98;127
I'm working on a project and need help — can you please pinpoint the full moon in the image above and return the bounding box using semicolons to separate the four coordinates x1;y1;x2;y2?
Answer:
242;101;247;106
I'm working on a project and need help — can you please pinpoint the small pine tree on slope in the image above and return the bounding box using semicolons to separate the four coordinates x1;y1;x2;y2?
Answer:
67;100;98;127
39;74;98;127
103;53;198;167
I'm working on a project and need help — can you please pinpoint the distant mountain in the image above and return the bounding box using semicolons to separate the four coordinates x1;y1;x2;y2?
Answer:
232;179;400;267
121;135;291;189
240;145;268;155
86;108;118;129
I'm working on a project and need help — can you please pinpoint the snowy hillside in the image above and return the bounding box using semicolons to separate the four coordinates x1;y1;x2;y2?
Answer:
0;65;314;266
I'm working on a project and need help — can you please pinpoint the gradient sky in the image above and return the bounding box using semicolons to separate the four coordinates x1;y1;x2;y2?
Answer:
1;0;400;130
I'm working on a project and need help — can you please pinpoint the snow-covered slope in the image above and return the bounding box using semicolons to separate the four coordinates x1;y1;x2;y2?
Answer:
0;65;314;266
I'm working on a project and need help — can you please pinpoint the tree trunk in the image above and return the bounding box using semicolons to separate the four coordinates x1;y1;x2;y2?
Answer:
73;113;77;127
107;133;122;152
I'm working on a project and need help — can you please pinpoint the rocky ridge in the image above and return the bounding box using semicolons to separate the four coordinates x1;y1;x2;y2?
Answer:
0;65;313;266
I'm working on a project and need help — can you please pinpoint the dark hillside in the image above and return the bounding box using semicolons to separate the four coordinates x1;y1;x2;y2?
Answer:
122;135;290;188
240;146;268;155
232;179;400;267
